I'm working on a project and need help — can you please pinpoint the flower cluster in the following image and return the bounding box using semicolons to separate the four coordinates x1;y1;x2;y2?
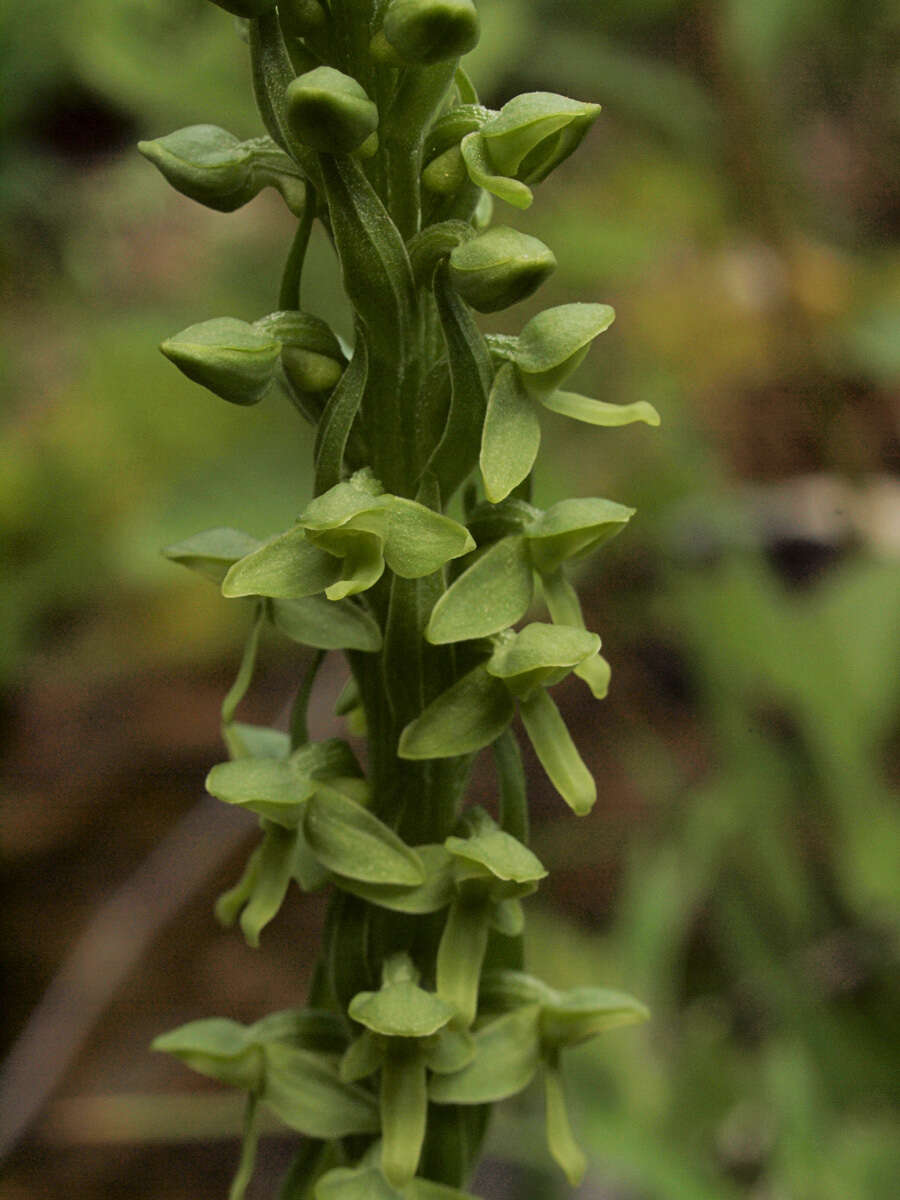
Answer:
143;2;655;1196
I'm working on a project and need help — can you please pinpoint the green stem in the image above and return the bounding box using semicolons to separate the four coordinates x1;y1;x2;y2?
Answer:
222;602;266;732
278;189;317;311
229;1092;262;1200
494;729;529;844
289;649;326;750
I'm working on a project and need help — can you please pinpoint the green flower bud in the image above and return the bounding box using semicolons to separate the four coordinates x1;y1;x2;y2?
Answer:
138;126;255;213
206;0;275;16
160;317;280;406
382;0;480;66
448;226;557;313
285;67;379;155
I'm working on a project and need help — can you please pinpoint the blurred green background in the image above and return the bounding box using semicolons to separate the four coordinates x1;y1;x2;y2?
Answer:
1;1;898;1197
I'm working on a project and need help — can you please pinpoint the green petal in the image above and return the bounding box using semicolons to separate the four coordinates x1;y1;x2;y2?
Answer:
300;470;385;532
340;1029;385;1083
460;132;533;209
491;897;525;937
480;93;600;180
518;689;596;816
479;363;542;503
381;1050;429;1188
424;1025;475;1075
540;389;661;428
350;986;454;1041
445;814;545;887
436;898;493;1025
238;823;298;946
426;535;534;645
398;665;515;759
544;1059;587;1187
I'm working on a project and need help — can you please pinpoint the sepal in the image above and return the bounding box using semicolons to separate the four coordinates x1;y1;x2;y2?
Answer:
486;622;600;698
513;302;615;397
481;92;600;182
428;1004;541;1104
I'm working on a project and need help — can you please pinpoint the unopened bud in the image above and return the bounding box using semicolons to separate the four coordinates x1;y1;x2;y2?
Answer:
161;318;280;406
285;67;379;155
449;226;556;312
138;126;255;212
382;0;480;65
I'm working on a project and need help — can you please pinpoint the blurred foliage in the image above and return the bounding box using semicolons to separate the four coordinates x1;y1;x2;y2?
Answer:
1;0;898;1198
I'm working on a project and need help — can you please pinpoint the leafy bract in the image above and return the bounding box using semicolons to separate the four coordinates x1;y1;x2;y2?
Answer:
261;1043;380;1138
271;595;382;652
426;535;534;644
398;665;515;759
479;364;542;503
304;786;425;886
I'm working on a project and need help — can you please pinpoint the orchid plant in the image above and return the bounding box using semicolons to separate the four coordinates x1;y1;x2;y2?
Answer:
141;2;656;1196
